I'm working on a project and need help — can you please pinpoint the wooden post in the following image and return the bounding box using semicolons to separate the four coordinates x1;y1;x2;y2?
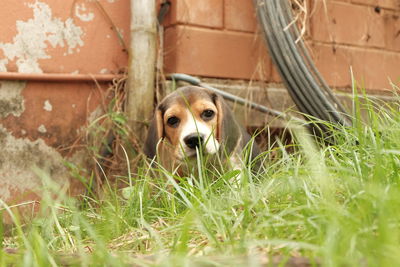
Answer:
126;0;157;142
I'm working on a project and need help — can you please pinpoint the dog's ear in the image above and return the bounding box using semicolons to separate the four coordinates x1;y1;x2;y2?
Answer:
213;92;261;165
144;107;164;158
212;92;242;153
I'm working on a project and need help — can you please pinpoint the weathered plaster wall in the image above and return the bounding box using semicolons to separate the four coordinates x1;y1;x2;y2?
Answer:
0;0;129;74
0;0;130;206
0;80;105;205
0;124;69;201
0;81;25;118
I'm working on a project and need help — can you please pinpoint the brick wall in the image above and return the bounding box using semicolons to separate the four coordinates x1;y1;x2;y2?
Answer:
162;0;400;91
311;0;400;91
162;0;272;81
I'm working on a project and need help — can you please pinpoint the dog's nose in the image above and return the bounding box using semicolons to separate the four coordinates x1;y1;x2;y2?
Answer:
184;134;204;149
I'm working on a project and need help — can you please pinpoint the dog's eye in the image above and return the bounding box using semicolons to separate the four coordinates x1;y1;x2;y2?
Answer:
201;109;215;120
167;116;180;127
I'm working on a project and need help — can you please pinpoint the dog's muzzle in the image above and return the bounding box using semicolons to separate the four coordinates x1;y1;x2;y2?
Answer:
177;111;220;159
183;133;204;150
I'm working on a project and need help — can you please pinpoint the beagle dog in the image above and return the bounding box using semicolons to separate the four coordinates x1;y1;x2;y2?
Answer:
144;86;260;173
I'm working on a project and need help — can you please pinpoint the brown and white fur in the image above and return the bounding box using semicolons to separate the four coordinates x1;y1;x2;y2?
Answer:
144;86;260;173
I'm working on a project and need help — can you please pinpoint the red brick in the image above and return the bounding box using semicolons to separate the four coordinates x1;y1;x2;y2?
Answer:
163;0;223;29
311;43;400;90
164;25;272;80
311;1;385;48
270;63;282;83
383;11;400;51
351;0;400;10
384;51;400;85
225;0;257;32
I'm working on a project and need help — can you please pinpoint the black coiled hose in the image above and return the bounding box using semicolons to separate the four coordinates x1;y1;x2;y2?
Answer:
253;0;351;129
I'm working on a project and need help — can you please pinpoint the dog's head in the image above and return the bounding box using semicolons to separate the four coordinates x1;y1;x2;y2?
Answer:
144;86;241;160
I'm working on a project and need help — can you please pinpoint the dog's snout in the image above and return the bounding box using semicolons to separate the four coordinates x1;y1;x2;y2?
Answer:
184;134;204;149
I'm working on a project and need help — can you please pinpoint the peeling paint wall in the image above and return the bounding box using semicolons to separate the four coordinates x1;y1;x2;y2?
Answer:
0;0;130;207
0;81;25;117
0;1;84;73
0;0;129;74
0;125;68;201
0;80;105;205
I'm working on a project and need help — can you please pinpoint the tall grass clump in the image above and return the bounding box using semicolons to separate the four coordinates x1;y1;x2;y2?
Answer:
2;84;400;266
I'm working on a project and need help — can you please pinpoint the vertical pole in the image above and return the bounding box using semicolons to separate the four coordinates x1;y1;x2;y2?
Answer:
127;0;157;142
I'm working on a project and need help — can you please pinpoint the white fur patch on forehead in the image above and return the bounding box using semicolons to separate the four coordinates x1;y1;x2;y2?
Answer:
177;110;220;158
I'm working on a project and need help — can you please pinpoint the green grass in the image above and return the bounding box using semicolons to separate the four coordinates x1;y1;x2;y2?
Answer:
2;87;400;266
